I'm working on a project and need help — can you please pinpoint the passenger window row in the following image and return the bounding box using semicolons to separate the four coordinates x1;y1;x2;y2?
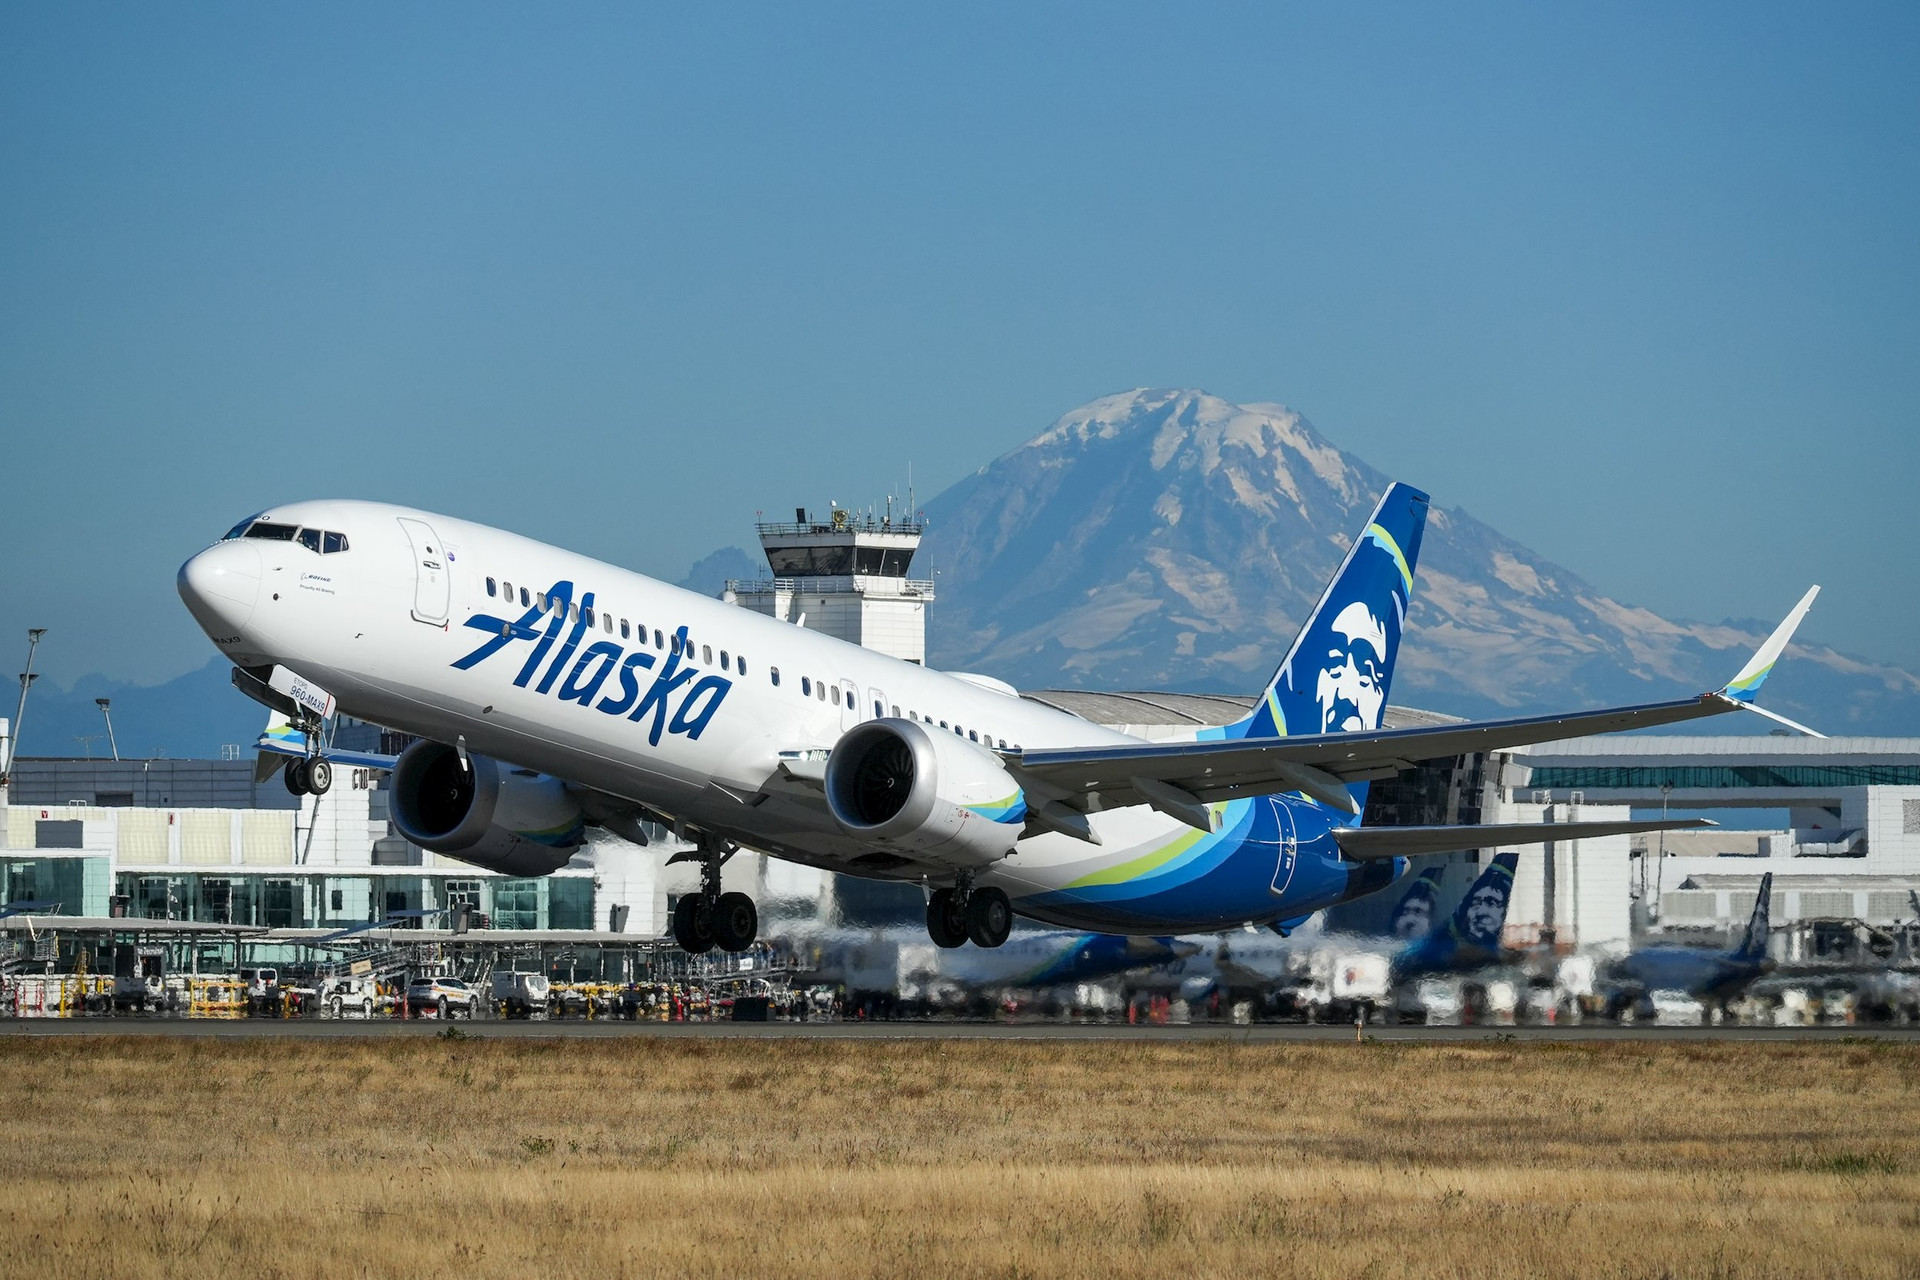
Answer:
481;577;748;676
764;664;1016;750
476;575;1016;748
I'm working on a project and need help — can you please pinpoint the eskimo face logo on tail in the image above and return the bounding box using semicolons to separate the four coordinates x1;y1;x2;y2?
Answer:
451;580;731;746
1281;524;1412;735
1461;876;1509;948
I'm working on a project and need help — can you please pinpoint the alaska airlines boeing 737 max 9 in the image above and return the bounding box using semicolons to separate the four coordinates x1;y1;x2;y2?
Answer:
176;485;1816;954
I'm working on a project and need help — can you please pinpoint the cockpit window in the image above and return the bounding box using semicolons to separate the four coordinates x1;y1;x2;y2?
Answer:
221;517;258;541
243;522;299;541
322;531;349;554
297;528;323;553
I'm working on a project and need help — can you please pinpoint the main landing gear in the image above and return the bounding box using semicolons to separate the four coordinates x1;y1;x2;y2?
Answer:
926;874;1012;950
669;834;759;955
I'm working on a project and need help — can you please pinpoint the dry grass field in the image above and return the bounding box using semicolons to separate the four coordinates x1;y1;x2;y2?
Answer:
0;1034;1915;1279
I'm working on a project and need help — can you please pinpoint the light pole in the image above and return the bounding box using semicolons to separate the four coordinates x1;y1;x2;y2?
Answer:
1652;781;1674;919
3;628;46;784
95;698;120;762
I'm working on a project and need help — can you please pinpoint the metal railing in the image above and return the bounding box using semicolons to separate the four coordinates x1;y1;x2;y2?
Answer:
726;576;934;596
755;516;924;537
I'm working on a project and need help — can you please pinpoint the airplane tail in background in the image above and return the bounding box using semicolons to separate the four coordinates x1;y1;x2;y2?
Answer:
1733;873;1774;961
1390;853;1519;981
1443;853;1519;957
1228;481;1429;760
1386;866;1447;940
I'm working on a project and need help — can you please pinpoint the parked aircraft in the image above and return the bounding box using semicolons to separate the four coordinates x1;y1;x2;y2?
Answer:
178;486;1812;954
785;925;1189;1005
1599;873;1776;1017
1390;854;1521;984
1135;865;1452;1006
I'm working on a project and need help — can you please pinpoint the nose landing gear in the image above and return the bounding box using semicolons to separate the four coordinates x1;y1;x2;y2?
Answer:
279;712;334;796
668;834;760;954
284;756;333;796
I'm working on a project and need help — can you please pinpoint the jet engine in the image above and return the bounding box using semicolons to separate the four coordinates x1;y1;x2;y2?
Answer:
388;740;585;876
824;718;1026;869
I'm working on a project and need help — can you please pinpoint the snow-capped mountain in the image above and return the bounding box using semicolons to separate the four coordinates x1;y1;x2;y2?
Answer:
918;389;1918;734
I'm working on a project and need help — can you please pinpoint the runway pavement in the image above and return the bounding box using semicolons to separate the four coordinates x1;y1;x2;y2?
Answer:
3;1017;1916;1042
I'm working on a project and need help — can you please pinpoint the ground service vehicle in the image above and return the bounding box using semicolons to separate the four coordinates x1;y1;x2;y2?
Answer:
491;972;549;1018
406;976;481;1018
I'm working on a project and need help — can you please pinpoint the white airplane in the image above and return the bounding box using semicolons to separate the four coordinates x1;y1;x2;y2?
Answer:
176;486;1817;956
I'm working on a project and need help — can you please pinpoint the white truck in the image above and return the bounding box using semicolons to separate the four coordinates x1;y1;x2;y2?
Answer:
491;971;550;1019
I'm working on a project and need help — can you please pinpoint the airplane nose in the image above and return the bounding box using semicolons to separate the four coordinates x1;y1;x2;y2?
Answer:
178;540;262;637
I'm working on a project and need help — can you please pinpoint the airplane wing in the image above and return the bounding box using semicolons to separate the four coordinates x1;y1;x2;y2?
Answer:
1332;817;1716;861
1007;587;1818;822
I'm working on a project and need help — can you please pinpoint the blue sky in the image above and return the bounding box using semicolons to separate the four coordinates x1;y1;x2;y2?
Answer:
2;5;1916;689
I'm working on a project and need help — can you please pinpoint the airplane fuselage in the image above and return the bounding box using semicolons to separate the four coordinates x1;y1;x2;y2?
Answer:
179;500;1401;935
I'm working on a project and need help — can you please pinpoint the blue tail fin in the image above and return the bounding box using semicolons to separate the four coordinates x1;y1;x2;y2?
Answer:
1390;853;1518;982
1447;853;1519;956
1733;873;1773;960
1386;866;1447;940
1232;482;1430;742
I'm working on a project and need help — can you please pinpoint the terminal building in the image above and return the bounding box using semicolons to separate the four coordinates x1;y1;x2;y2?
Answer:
1517;733;1920;948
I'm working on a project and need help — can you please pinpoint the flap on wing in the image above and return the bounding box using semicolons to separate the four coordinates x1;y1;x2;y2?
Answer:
1332;817;1715;862
1010;694;1731;810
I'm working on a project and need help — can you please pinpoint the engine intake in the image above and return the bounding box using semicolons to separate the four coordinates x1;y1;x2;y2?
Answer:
825;719;1025;869
389;740;584;877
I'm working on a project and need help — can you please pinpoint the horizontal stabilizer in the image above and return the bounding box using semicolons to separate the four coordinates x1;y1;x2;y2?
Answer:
1333;817;1716;862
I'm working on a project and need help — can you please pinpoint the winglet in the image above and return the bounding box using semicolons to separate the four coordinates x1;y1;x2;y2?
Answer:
1719;586;1818;703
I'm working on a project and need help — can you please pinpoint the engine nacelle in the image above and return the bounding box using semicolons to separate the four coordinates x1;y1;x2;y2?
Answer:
388;740;585;877
824;718;1027;869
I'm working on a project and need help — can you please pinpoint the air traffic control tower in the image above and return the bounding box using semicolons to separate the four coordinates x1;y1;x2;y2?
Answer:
723;506;934;663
